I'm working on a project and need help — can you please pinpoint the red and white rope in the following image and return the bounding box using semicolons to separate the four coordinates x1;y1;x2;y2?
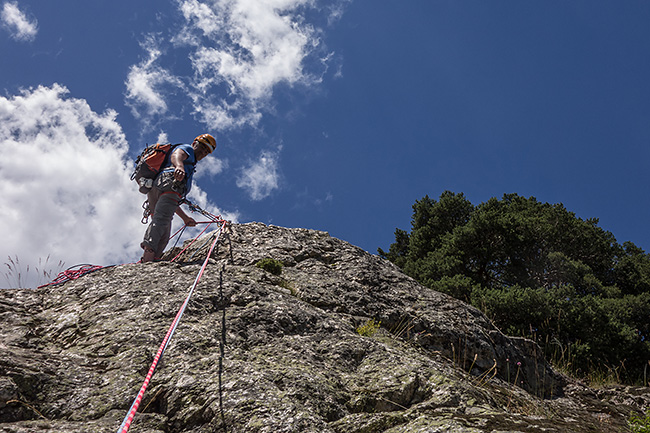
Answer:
117;218;228;433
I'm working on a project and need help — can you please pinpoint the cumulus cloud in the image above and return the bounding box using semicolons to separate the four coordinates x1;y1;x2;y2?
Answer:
0;84;237;288
123;0;348;201
124;36;184;126
236;148;281;200
0;85;144;288
126;0;338;131
1;1;37;42
195;156;227;180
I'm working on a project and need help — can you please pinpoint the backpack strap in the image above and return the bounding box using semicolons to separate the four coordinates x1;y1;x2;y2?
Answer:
167;143;197;167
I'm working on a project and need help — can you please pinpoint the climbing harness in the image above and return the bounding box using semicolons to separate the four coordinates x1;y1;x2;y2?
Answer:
117;215;230;433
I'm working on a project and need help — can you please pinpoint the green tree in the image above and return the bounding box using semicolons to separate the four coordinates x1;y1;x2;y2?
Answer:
614;242;650;296
379;191;474;286
380;191;650;384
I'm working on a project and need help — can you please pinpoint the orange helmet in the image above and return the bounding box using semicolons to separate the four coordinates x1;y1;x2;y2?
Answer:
194;134;216;153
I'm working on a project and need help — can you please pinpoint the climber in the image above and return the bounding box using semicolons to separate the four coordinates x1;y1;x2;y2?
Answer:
140;134;217;263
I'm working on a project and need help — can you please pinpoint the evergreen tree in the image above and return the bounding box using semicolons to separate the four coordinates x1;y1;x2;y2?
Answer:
380;191;650;383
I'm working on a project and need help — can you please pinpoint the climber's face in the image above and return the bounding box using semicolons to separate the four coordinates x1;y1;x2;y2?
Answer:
193;140;211;161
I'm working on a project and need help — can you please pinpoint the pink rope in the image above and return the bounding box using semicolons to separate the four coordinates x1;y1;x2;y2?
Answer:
37;265;106;288
117;219;227;433
169;221;216;262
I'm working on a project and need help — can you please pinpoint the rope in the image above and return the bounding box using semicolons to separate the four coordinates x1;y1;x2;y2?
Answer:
37;215;212;288
167;224;187;254
38;201;222;287
163;199;226;263
218;265;228;432
169;221;216;263
168;200;226;263
37;264;109;289
33;199;230;431
117;218;228;433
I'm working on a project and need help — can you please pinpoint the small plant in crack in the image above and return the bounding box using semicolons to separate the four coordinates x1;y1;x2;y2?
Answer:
357;318;381;337
256;258;283;275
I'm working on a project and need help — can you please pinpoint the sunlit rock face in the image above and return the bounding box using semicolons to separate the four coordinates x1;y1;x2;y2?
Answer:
0;222;647;432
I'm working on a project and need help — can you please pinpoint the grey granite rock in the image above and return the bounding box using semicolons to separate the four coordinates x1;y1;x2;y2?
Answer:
0;222;647;432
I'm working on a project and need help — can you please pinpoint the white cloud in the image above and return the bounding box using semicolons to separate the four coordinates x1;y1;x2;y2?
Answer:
0;84;238;288
125;0;338;131
195;155;227;179
325;0;351;26
123;0;348;200
124;35;184;126
0;85;144;288
1;1;37;42
236;148;280;200
156;131;170;143
186;186;238;223
177;0;221;39
184;0;323;129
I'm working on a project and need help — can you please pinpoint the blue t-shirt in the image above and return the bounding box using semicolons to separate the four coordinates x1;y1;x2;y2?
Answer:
161;143;196;193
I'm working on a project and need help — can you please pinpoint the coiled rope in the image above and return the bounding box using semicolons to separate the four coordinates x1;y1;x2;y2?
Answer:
117;216;229;433
37;264;109;288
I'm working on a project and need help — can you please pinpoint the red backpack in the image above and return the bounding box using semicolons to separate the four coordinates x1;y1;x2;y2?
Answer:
131;143;191;194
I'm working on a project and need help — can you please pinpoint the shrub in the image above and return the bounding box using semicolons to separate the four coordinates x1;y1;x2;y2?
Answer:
256;258;283;276
381;191;650;383
629;412;650;433
357;318;381;337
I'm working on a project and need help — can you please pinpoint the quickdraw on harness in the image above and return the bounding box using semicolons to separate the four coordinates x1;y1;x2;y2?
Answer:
141;199;152;224
117;207;231;433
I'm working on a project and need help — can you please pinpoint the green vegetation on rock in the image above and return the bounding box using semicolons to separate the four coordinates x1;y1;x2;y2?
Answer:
256;257;284;275
356;319;381;337
630;412;650;433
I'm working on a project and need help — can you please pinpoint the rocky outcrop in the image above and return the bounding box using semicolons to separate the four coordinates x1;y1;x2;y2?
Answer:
0;222;648;432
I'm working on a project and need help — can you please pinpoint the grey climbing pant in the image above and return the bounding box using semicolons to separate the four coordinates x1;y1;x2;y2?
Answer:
141;172;185;258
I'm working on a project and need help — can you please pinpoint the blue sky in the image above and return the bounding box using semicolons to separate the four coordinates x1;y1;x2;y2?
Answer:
1;1;650;287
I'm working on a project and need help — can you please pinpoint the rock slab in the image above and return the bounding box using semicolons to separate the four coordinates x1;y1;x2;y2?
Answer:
0;222;648;432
